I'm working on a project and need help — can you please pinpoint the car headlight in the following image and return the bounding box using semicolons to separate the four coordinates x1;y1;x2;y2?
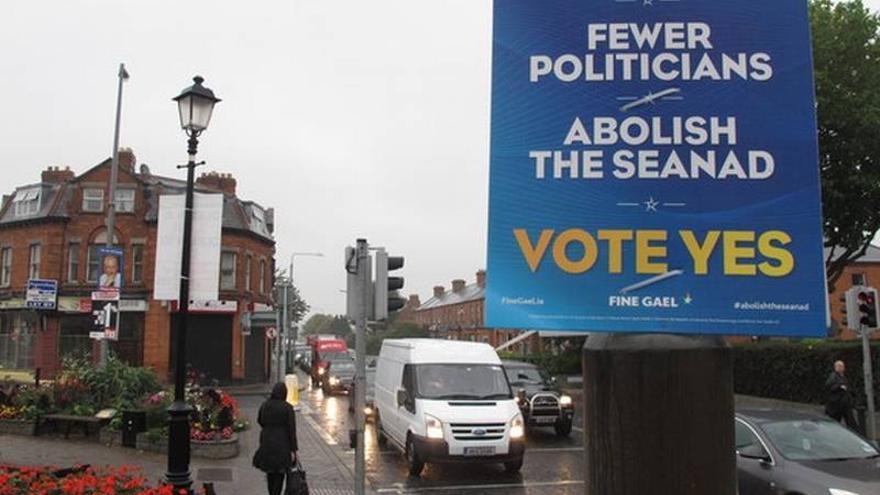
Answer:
364;406;374;416
425;414;444;439
510;414;525;439
829;490;861;495
330;376;340;385
317;367;325;375
559;395;573;407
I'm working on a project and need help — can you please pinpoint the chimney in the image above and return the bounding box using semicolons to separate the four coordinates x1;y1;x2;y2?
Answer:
196;171;237;195
452;279;466;293
41;165;75;184
433;286;445;299
118;148;136;172
476;270;486;288
408;294;421;308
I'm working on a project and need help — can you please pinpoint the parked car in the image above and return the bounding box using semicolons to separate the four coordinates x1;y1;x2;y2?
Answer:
349;355;378;421
322;358;355;395
503;360;574;437
374;339;525;477
736;408;880;495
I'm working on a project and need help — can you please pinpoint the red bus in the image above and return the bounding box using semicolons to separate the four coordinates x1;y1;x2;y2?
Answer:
309;337;349;386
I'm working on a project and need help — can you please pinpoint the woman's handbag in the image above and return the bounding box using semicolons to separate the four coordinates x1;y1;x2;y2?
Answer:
285;459;309;495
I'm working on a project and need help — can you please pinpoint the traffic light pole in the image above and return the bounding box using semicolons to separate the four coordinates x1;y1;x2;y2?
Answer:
354;239;368;495
860;325;876;439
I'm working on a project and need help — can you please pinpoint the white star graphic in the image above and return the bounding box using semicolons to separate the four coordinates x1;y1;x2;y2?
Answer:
683;293;693;305
644;196;659;212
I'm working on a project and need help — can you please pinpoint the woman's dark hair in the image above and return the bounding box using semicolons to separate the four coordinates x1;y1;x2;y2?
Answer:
270;382;287;400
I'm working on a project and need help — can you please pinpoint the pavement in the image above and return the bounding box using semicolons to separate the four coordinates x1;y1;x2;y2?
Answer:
0;379;359;495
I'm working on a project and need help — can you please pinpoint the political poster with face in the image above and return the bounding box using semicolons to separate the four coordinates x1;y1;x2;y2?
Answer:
98;246;124;290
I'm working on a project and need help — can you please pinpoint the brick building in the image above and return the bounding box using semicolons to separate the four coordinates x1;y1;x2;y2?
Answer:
400;270;541;353
0;149;276;383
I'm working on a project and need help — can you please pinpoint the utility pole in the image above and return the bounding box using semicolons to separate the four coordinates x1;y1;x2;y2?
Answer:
100;63;129;368
354;239;368;495
861;324;876;439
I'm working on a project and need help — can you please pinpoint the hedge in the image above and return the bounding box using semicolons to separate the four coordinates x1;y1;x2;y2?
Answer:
506;341;880;408
732;340;880;408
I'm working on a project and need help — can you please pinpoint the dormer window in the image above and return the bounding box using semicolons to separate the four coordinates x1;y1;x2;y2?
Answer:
13;188;41;217
251;206;265;231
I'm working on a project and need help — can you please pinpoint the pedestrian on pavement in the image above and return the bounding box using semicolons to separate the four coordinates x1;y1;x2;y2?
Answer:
825;360;858;429
253;382;299;495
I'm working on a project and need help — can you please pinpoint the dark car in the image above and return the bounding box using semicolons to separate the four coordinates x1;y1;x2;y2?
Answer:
349;355;377;421
322;358;355;395
503;360;574;437
736;409;880;495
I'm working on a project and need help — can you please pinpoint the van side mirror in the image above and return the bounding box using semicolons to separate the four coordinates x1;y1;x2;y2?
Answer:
397;389;409;408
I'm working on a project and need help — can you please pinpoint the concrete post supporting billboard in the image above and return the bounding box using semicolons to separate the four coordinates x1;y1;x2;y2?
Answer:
582;334;735;495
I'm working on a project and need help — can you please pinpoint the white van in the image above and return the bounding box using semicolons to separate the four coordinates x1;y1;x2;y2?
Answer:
374;339;525;476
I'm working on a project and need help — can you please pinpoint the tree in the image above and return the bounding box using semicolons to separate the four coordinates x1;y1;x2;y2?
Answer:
812;0;880;289
272;270;310;325
302;314;334;336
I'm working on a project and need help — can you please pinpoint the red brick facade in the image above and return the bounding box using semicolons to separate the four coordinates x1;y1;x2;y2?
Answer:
400;270;541;352
0;150;276;382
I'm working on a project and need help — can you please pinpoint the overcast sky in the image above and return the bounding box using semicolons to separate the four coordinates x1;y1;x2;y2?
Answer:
2;1;877;320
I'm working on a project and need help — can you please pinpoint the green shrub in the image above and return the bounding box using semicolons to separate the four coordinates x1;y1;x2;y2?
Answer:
56;355;162;415
732;340;880;408
498;351;582;376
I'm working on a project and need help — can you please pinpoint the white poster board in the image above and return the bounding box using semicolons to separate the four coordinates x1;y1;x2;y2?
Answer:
153;192;223;301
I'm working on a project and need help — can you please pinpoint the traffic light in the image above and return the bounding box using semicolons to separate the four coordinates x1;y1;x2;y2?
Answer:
374;249;405;321
857;287;879;330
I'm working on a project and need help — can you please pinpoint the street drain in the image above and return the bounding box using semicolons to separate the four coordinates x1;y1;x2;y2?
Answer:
196;468;234;482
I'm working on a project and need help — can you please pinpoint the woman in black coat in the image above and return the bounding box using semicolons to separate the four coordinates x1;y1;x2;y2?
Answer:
253;382;299;495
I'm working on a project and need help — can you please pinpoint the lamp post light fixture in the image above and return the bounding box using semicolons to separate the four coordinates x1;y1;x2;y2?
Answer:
166;75;220;493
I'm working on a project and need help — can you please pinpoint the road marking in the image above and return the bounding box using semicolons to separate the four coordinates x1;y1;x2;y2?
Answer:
572;425;584;433
299;402;338;446
526;446;583;453
376;479;585;493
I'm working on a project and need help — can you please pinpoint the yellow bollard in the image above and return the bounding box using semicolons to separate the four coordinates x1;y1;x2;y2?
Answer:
285;374;299;407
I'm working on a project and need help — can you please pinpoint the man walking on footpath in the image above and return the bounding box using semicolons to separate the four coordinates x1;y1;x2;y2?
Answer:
825;360;858;430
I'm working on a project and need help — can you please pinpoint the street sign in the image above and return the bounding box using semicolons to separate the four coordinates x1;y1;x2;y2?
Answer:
25;279;57;310
92;290;120;301
266;327;278;339
486;0;825;336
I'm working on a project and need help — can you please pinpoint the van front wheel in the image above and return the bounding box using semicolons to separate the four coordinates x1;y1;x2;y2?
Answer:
406;436;425;477
504;457;523;474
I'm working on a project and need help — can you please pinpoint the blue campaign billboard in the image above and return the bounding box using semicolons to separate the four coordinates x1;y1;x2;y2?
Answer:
486;0;826;336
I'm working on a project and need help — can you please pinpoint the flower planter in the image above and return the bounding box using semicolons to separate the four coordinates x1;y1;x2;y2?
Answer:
0;418;37;436
135;432;239;459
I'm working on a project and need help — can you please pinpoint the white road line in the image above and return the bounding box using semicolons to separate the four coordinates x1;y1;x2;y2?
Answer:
527;447;583;453
376;479;585;493
572;425;584;433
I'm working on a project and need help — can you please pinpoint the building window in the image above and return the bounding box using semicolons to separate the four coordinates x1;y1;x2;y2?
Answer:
28;244;40;279
132;244;144;284
67;243;80;283
259;259;266;294
13;188;41;217
852;273;867;286
82;188;104;212
115;189;135;213
0;248;11;287
220;251;237;290
87;245;102;282
245;255;252;292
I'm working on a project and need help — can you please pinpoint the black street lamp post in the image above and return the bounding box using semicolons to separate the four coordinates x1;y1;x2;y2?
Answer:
166;75;220;492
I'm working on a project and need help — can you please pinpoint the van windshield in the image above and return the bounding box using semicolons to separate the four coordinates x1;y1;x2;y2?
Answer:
415;364;512;400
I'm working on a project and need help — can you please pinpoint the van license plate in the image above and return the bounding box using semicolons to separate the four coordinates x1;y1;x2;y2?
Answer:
463;446;496;457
